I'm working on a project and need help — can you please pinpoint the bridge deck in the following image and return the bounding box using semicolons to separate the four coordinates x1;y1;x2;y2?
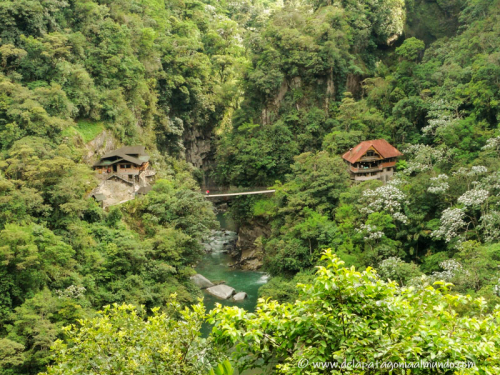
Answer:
205;189;276;198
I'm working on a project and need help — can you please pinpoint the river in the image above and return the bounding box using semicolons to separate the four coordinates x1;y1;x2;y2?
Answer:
196;213;271;374
196;213;269;332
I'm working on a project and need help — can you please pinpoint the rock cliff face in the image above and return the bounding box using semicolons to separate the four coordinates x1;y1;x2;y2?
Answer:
260;72;366;127
83;130;120;164
405;0;462;44
93;178;135;207
235;219;271;270
182;126;215;185
183;127;212;168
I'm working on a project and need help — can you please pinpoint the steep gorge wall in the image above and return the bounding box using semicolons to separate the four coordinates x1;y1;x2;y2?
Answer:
183;126;215;186
235;219;271;270
183;127;211;169
405;0;464;44
181;1;464;178
260;71;365;127
83;130;120;164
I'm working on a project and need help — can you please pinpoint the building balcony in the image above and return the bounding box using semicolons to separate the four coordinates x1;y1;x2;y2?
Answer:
359;156;382;162
95;170;140;180
350;165;382;173
352;174;382;181
350;160;396;173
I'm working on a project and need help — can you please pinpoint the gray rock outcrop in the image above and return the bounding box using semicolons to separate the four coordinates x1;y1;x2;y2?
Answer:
206;285;235;299
92;177;135;208
203;230;238;254
190;274;214;289
232;292;247;302
83;130;119;164
235;220;270;270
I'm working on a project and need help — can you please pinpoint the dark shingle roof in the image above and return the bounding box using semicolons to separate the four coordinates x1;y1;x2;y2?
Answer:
101;146;147;159
93;146;150;167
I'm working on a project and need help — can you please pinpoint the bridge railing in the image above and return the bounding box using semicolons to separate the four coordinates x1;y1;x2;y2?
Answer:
204;189;276;198
200;186;273;195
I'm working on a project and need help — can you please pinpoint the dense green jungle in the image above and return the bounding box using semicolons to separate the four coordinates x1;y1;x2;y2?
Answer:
0;0;499;374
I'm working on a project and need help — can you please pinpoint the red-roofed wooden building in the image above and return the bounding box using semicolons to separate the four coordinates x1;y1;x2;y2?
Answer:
342;139;402;183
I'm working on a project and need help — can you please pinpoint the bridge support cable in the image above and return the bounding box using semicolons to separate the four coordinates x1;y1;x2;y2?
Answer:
205;190;276;198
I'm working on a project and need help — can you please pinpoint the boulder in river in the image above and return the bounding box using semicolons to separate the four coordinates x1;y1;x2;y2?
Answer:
206;284;235;299
190;274;214;289
232;292;247;302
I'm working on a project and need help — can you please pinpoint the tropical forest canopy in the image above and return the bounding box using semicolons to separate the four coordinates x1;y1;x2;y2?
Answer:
0;0;499;374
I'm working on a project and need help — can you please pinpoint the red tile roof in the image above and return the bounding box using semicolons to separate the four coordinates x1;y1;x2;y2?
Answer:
342;139;402;164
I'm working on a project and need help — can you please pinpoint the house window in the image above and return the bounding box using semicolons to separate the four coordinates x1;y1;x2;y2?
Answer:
366;151;375;157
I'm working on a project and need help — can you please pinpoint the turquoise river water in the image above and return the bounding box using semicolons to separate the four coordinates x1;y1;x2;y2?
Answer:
196;213;271;374
196;213;269;333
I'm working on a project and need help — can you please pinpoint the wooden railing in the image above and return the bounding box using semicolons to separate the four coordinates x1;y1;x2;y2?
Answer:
350;165;382;173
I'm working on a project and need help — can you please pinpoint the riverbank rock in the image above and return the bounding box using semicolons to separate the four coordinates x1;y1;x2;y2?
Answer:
190;274;214;289
206;285;235;299
232;292;247;302
216;203;229;212
236;220;270;270
203;230;238;253
239;249;263;271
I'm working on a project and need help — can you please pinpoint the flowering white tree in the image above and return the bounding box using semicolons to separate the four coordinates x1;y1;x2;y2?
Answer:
410;259;467;289
378;256;404;274
431;259;465;282
482;136;500;154
470;165;488;175
356;223;385;241
457;188;489;207
453;165;488;178
452;165;488;190
432;170;495;245
427;174;449;194
431;207;466;244
377;256;422;285
479;211;500;243
401;144;448;174
361;180;408;224
477;171;500;195
422;99;461;136
494;279;500;297
55;285;86;299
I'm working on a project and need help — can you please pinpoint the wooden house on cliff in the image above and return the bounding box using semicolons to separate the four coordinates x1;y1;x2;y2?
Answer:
342;139;402;183
93;146;152;182
91;146;155;207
